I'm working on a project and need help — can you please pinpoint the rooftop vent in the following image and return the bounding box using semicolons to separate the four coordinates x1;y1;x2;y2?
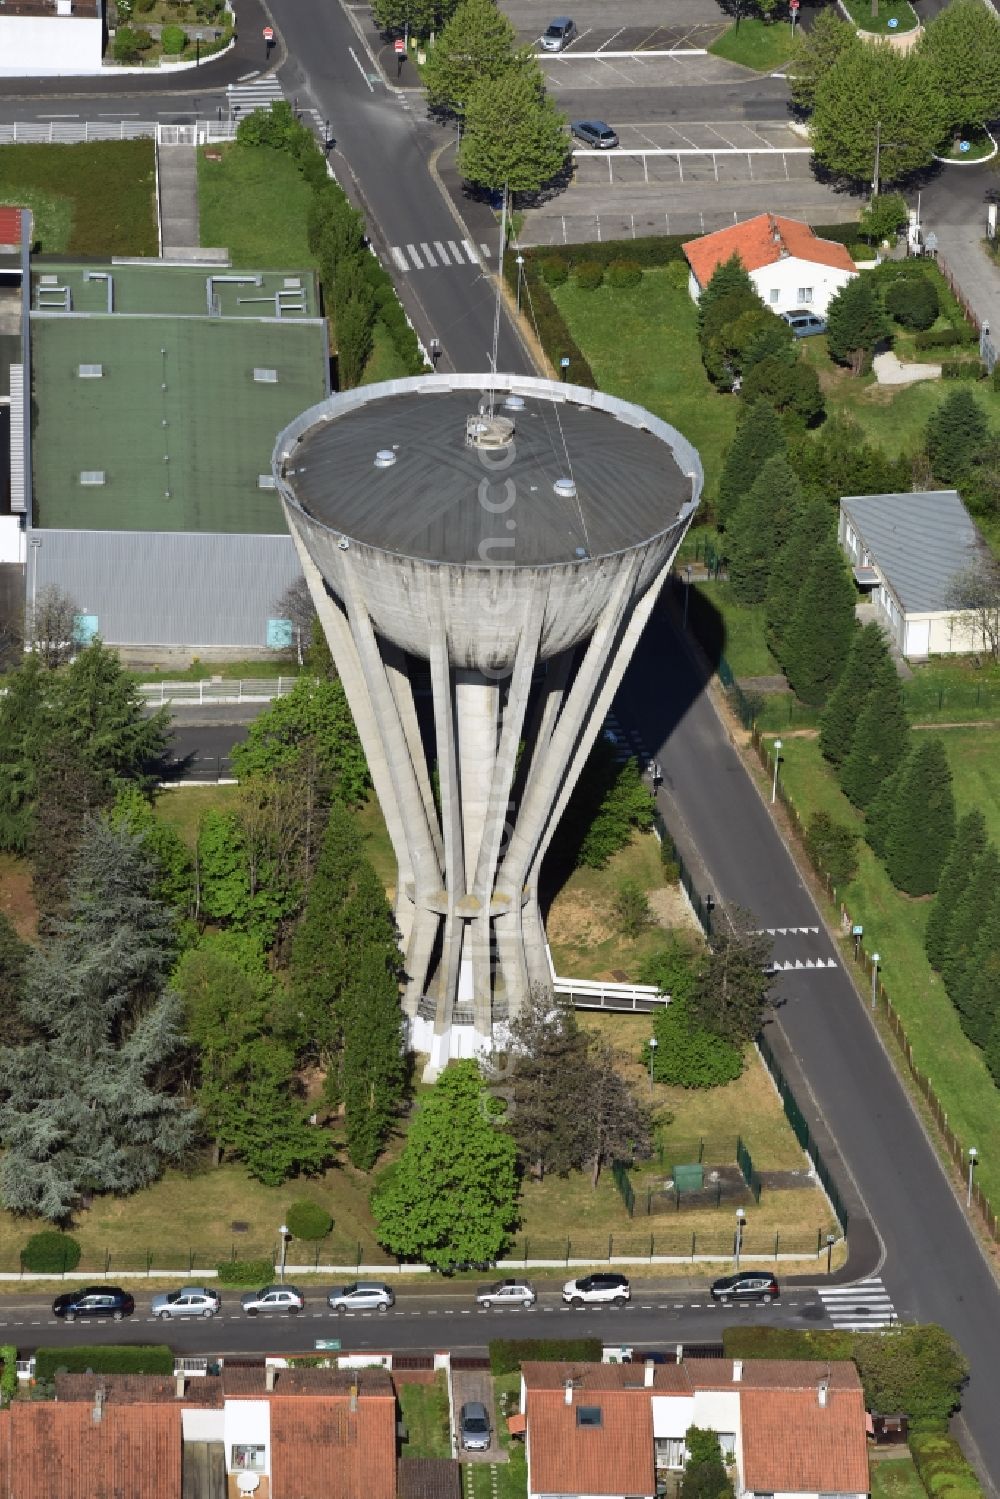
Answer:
504;394;526;411
554;477;577;499
253;367;278;384
79;470;105;486
78;364;103;379
283;277;302;289
374;449;397;469
40;274;58;286
466;414;515;450
257;474;277;490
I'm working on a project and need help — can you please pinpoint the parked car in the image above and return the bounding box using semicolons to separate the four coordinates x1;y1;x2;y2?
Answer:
327;1281;395;1313
562;1272;630;1306
541;16;576;50
460;1401;492;1451
571;120;619;149
780;309;827;338
476;1279;536;1308
151;1287;221;1320
240;1285;305;1316
710;1272;780;1304
52;1287;135;1323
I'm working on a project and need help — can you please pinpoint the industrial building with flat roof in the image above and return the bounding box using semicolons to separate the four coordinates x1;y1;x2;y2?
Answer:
20;257;328;651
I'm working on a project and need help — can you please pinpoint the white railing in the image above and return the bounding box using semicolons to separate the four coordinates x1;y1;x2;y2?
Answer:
0;120;239;146
174;1357;210;1377
546;943;667;1011
139;676;297;705
15;1359;35;1383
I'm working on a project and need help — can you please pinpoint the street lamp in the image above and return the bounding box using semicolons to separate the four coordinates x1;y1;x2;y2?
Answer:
771;739;783;805
515;253;525;315
967;1148;978;1208
648;1036;658;1097
734;1207;746;1272
826;1233;835;1275
682;563;693;633
871;952;880;1008
278;1223;290;1283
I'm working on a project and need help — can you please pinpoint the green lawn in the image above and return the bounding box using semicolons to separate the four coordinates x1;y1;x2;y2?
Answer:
197;143;317;267
839;0;918;32
135;657;298;683
691;582;781;680
0;142;157;255
937;727;1000;844
905;658;1000;724
870;1455;928;1499
398;1375;452;1458
709;19;794;70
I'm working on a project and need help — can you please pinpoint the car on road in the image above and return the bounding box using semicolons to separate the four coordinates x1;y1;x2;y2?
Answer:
476;1279;537;1308
710;1272;780;1304
562;1272;630;1306
240;1285;305;1316
52;1287;135;1323
541;16;576;50
780;309;827;338
327;1281;395;1313
460;1401;492;1451
151;1287;221;1320
570;120;619;150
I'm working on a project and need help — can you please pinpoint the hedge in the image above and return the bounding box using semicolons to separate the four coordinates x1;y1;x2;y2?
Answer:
0;1347;16;1406
915;327;963;349
503;256;595;386
216;1257;274;1286
523;234;687;272
941;360;985;379
490;1338;602;1375
35;1345;173;1382
21;1232;81;1273
910;1432;984;1499
809;223;860;247
723;1327;855;1361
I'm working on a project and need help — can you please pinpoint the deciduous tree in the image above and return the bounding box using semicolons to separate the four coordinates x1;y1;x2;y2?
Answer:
423;0;521;114
946;557;1000;660
789;6;859;112
111;785;194;917
458;64;568;194
812;44;948;186
580;1040;651;1187
495;987;592;1178
29;585;80;669
921;0;1000;135
681;1427;735;1499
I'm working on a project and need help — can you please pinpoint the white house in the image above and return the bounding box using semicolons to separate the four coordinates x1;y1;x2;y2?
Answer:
682;214;857;318
0;0;104;76
521;1357;869;1499
839;489;992;660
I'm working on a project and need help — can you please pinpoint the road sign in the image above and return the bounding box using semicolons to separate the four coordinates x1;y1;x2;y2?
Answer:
263;24;275;41
960;140;971;153
314;1339;342;1351
394;37;405;53
852;924;863;937
789;3;800;11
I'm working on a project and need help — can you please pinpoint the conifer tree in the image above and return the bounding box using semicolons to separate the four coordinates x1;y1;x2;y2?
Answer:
727;456;804;605
985;1010;1000;1087
883;737;956;895
764;501;832;664
716;402;787;529
957;895;1000;1050
839;657;910;808
781;537;857;704
697;254;756;328
864;763;901;862
825;275;890;374
925;810;988;971
942;846;1000;1009
926;388;989;486
819;622;886;767
0;912;30;1047
340;913;407;1171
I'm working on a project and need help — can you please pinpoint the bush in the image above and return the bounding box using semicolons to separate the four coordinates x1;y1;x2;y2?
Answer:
666;259;692;290
35;1345;173;1382
885;275;938;331
0;1346;16;1405
607;258;643;289
574;260;604;291
647;994;744;1089
914;327;962;350
910;1432;982;1498
613;879;653;937
489;1338;602;1375
161;22;186;52
286;1200;333;1240
941;360;985;379
21;1232;81;1273
112;24;153;60
216;1257;274;1286
133;0;154;11
540;256;568;287
805;812;859;887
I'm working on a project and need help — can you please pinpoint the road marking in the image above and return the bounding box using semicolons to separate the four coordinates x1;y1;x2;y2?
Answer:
596;26;626;50
448;240;465;263
462;240;479;264
420;242;438;267
433;240;451;263
819;1278;897;1330
38;113;80;119
480;243;492;257
405;243;424;270
348;46;375;92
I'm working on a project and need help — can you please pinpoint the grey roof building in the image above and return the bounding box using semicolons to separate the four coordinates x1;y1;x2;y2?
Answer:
839;489;989;659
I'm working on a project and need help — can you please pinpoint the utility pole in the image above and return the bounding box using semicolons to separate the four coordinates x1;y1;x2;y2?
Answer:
872;120;881;199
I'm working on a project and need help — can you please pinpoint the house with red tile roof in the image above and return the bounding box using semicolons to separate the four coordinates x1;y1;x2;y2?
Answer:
521;1358;868;1499
682;214;857;320
0;1365;398;1499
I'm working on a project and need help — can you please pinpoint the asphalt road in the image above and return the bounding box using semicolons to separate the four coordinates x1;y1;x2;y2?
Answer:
5;1283;849;1357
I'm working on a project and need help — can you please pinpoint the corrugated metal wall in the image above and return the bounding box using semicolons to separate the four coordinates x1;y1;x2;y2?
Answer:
28;528;302;648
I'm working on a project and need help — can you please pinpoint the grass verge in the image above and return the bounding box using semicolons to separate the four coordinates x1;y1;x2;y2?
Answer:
708;18;794;70
134;658;297;682
0;141;157;256
197;143;317;267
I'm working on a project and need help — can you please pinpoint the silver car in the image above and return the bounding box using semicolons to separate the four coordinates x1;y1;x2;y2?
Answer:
327;1281;395;1312
460;1401;491;1451
476;1279;536;1309
151;1287;221;1320
240;1284;305;1315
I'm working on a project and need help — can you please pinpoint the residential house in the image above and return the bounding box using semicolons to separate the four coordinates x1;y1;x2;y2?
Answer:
682;214;857;318
520;1358;869;1499
0;1366;398;1499
0;0;104;77
839;489;992;659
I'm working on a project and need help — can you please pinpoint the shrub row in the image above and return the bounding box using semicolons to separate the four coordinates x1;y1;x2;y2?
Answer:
0;1347;16;1405
941;360;986;379
915;327;963;349
489;1337;602;1375
216;1257;274;1286
910;1432;983;1499
722;1326;855;1361
503;258;595;386
526;233;688;271
35;1345;173;1382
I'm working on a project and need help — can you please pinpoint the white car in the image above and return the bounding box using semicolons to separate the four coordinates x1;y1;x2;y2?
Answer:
327;1281;395;1312
151;1287;221;1320
476;1279;537;1308
562;1273;630;1306
240;1285;305;1316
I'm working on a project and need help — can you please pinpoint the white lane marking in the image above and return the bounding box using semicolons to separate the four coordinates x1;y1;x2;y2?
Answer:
433;240;451;263
406;243;424;269
448;239;465;262
480;243;492;257
420;242;438;267
391;246;408;271
462;240;480;263
348;46;375;92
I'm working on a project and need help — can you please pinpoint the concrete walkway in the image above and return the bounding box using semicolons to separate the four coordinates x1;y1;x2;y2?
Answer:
157;143;200;256
873;350;941;385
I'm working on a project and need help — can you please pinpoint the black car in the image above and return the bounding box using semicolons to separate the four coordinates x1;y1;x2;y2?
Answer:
710;1272;779;1304
52;1286;135;1322
570;120;619;149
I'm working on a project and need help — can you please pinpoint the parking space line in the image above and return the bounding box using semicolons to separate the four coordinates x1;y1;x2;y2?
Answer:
596;26;625;50
565;25;592;49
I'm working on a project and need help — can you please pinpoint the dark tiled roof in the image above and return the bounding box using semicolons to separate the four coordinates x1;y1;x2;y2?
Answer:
0;1399;181;1499
398;1458;462;1499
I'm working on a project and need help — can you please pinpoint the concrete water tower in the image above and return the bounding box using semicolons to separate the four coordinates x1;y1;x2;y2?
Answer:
273;373;702;1072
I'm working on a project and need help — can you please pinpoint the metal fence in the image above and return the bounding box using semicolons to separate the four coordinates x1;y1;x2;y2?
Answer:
756;1029;850;1234
140;677;297;706
653;809;713;937
736;1137;762;1205
0;120;239;146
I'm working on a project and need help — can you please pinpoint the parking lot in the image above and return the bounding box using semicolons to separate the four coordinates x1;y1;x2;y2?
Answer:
541;52;750;90
502;0;729;51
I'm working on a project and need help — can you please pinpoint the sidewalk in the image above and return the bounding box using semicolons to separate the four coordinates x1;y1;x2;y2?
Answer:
158;142;200;255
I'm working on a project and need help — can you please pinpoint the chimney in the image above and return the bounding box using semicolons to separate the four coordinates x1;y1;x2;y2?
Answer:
732;1360;743;1384
675;1345;683;1366
564;1379;574;1406
92;1386;106;1425
644;1360;655;1389
350;1381;358;1413
818;1380;829;1408
175;1374;186;1399
265;1365;277;1393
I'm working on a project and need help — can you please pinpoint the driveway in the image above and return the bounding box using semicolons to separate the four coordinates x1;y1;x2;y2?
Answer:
451;1370;504;1464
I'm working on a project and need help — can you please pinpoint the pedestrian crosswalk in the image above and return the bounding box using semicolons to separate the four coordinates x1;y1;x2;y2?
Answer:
388;239;493;273
225;74;283;117
603;712;650;770
818;1278;898;1331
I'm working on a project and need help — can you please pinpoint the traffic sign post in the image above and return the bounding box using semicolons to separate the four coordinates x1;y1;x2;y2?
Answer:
263;23;275;55
394;36;405;75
